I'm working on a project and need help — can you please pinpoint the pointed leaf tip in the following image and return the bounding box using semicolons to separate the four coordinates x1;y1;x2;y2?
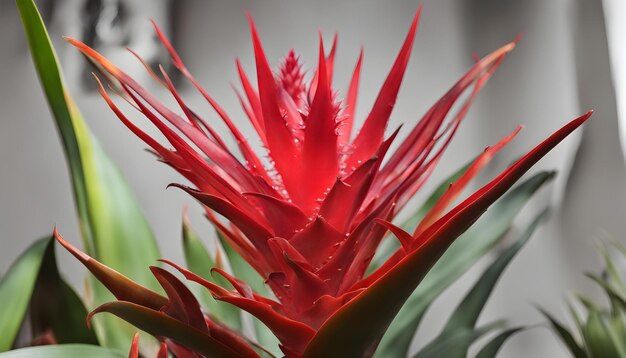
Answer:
54;230;167;311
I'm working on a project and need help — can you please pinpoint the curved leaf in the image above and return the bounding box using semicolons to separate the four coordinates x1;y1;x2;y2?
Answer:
0;237;98;351
0;345;124;358
17;0;161;349
0;239;47;351
578;280;626;358
29;237;98;345
54;230;167;311
376;171;554;356
539;308;587;358
420;209;548;358
412;323;501;358
582;307;623;358
474;327;523;358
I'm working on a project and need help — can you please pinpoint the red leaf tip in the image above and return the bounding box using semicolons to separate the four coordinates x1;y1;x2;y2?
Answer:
54;228;91;262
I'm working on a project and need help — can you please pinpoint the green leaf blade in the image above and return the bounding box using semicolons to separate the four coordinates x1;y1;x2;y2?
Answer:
474;327;523;358
539;308;587;358
376;171;555;357
29;238;98;345
0;239;48;351
412;323;501;358
17;0;162;350
420;209;548;358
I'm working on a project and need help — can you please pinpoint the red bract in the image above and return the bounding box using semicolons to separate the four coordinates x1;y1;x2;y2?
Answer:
60;8;590;357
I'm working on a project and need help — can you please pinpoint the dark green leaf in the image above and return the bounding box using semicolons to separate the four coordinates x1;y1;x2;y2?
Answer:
0;239;48;351
420;209;547;358
539;308;587;358
413;322;501;358
474;327;523;358
17;0;161;349
376;172;555;357
30;238;98;345
582;307;623;358
582;275;626;357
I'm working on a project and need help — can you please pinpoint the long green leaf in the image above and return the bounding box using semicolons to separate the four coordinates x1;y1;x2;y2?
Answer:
583;275;626;357
0;239;48;351
29;238;98;345
0;345;125;358
539;308;587;358
474;327;523;358
376;171;555;356
412;323;501;358
582;307;623;358
17;0;161;349
0;237;98;351
420;209;547;358
369;160;472;272
182;217;242;330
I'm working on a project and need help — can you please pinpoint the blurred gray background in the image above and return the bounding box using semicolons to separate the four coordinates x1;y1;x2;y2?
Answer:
1;0;625;356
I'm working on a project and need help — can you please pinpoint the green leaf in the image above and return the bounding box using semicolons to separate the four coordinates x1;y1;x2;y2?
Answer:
474;327;523;358
376;171;555;357
609;312;626;357
216;231;281;357
181;216;242;330
581;307;623;358
420;209;548;358
412;322;501;358
0;239;48;351
0;237;98;351
0;345;125;358
582;275;626;357
369;160;472;272
539;308;587;358
17;0;161;350
29;238;98;345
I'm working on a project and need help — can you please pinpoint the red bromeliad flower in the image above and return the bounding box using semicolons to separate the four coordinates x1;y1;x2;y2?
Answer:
56;8;591;358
